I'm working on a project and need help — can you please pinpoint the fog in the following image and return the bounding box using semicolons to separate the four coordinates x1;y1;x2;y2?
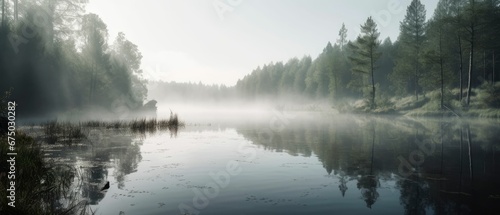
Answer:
1;0;498;121
2;1;500;215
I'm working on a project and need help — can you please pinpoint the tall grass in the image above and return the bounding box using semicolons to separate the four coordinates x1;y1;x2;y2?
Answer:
0;133;93;215
401;85;500;118
40;112;184;144
130;111;184;133
0;112;184;213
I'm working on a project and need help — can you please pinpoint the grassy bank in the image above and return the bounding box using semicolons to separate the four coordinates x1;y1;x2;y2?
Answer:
339;83;500;118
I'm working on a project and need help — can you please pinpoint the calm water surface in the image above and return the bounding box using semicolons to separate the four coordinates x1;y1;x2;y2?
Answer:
36;112;500;214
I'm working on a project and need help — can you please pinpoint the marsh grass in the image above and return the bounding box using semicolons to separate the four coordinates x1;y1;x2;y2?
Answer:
129;111;184;134
0;112;184;213
40;112;184;144
0;133;93;215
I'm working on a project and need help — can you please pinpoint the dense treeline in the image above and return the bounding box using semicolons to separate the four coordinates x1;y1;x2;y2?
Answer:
148;81;234;103
236;0;500;109
0;0;146;117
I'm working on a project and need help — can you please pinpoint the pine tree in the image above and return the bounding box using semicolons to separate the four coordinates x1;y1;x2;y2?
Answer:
397;0;427;101
337;23;348;51
349;17;381;109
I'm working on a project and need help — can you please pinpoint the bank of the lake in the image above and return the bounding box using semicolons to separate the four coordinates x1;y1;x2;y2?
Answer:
337;85;500;118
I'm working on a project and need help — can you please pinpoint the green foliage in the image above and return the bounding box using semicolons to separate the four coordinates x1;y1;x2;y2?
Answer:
1;0;499;116
337;23;348;50
0;1;147;118
233;0;500;112
349;17;382;109
391;0;427;99
479;83;500;108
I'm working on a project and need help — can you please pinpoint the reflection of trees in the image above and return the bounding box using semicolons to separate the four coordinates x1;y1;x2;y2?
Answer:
81;165;108;205
113;139;142;189
338;171;349;197
356;123;379;208
236;115;500;214
75;130;143;205
357;175;379;208
397;175;429;215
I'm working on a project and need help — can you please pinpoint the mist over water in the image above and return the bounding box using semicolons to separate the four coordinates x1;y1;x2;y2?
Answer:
1;0;500;214
156;102;284;124
28;111;499;215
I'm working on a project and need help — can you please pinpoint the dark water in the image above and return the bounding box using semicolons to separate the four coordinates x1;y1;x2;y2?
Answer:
36;112;500;215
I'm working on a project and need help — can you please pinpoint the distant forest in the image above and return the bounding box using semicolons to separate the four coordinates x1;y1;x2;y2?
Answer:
153;0;500;110
2;0;500;118
235;0;500;109
0;0;146;117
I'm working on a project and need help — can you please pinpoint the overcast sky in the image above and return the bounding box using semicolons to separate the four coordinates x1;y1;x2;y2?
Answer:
86;0;437;86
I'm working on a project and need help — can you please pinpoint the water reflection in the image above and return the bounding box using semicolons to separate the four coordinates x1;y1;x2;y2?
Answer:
236;115;500;214
40;129;144;205
29;115;500;214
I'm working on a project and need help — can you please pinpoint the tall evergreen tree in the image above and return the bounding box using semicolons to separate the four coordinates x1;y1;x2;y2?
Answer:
396;0;427;101
337;23;348;51
349;17;381;109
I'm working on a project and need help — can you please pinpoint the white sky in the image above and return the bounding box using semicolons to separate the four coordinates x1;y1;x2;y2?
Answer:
86;0;437;86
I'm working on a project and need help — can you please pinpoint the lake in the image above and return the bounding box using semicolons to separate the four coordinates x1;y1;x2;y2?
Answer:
32;111;500;215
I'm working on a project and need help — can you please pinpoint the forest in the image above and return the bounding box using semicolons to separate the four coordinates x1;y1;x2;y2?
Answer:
1;1;500;214
0;0;147;118
1;0;500;119
235;0;500;114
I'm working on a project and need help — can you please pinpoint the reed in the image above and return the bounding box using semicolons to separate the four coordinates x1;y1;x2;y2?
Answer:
39;111;184;144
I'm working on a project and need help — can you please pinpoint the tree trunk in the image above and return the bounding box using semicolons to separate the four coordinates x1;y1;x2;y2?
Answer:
484;51;487;83
459;36;464;102
466;0;476;107
440;30;444;110
415;47;420;101
415;25;421;102
415;66;419;101
467;33;474;106
493;50;496;83
371;49;375;109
